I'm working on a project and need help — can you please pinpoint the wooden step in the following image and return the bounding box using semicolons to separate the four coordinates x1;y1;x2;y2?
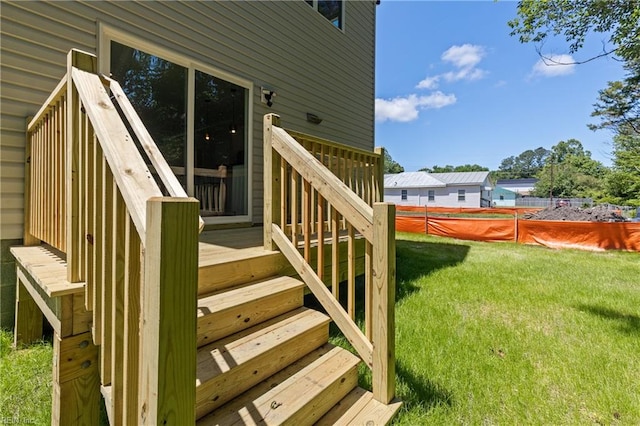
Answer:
197;276;305;347
198;250;293;295
316;387;403;426
197;345;360;425
195;307;330;420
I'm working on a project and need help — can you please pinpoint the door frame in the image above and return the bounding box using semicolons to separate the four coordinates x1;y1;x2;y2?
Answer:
97;22;254;225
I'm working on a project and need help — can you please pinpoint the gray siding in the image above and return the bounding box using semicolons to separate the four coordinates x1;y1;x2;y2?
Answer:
0;0;376;239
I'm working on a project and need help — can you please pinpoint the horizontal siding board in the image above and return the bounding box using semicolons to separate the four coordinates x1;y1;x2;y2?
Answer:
1;115;27;133
1;0;374;233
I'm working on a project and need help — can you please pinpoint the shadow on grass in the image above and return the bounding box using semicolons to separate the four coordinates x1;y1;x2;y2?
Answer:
306;237;470;330
395;360;454;412
577;304;640;335
395;238;470;301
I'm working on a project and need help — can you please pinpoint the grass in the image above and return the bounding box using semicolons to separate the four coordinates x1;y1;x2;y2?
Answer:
379;233;640;425
0;330;52;424
2;233;638;424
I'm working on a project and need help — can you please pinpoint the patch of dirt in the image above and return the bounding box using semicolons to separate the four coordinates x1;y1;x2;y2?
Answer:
522;205;627;222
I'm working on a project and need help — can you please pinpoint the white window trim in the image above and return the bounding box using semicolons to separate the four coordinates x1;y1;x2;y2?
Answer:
97;22;254;225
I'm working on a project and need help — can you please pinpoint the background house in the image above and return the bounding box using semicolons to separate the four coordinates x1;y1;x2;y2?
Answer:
384;171;493;208
0;1;376;327
492;186;518;207
495;178;538;196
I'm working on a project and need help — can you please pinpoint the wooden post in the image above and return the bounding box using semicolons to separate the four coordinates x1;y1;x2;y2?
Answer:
263;114;281;250
139;197;198;425
51;331;100;426
372;202;396;404
14;280;43;347
374;147;385;203
23;117;40;246
66;49;97;283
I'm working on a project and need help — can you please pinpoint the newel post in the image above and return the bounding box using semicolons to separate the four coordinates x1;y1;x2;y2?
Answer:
263;114;281;250
66;49;97;283
374;147;385;203
139;197;199;425
372;202;396;404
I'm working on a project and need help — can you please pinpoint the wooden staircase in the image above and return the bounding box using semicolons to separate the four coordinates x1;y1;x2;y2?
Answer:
193;240;400;424
15;50;400;425
93;232;398;424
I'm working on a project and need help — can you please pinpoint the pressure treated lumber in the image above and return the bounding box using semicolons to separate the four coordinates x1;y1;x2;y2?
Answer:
198;345;360;425
140;198;199;425
316;386;402;426
195;307;329;419
197;275;304;347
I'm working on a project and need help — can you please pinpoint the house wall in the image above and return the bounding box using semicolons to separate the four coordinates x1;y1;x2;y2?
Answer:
385;186;483;208
0;0;376;328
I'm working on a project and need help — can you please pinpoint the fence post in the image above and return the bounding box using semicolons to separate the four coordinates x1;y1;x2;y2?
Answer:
139;197;198;425
372;202;396;404
263;114;281;250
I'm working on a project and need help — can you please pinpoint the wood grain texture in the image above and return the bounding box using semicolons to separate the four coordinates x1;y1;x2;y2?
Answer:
272;224;373;368
140;197;199;425
372;203;396;404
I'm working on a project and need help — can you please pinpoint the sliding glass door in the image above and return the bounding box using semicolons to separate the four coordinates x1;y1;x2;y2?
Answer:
110;41;249;220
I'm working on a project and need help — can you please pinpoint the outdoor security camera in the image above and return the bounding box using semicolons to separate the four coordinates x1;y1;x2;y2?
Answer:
261;88;276;107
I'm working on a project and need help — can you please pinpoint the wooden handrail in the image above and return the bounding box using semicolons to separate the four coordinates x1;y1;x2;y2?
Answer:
105;76;204;231
71;66;161;242
271;126;374;242
26;49;199;424
264;113;396;404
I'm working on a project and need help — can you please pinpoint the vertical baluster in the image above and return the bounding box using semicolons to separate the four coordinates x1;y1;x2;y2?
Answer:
60;94;67;252
101;162;114;386
45;110;51;243
347;223;355;319
123;215;141;424
317;193;324;280
331;208;340;300
78;103;86;280
303;180;311;262
309;142;316;234
112;189;126;423
92;143;104;345
291;170;299;247
280;158;287;232
365;241;373;340
85;119;95;311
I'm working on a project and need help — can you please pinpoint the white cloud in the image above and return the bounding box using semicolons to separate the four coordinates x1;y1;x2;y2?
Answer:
442;44;486;69
417;44;488;89
375;92;457;123
416;76;440;90
443;67;487;83
530;54;576;77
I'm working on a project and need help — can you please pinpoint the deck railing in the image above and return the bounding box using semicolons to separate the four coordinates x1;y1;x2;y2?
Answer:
25;49;198;424
264;114;396;404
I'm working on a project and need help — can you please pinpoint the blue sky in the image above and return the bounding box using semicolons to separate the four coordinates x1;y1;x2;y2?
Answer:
374;1;627;172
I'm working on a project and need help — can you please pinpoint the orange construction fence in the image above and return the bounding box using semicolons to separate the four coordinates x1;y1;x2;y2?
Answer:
395;207;640;252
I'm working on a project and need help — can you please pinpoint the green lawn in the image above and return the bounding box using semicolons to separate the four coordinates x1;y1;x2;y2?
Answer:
2;233;639;424
0;331;52;424
387;232;640;425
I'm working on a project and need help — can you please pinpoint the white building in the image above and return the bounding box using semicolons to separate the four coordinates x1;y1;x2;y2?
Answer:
384;171;493;208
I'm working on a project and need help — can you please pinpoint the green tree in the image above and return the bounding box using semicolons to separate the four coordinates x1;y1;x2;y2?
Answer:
533;139;609;199
589;59;640;135
383;150;404;174
604;132;640;206
508;1;640;65
509;1;640;198
495;147;550;179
